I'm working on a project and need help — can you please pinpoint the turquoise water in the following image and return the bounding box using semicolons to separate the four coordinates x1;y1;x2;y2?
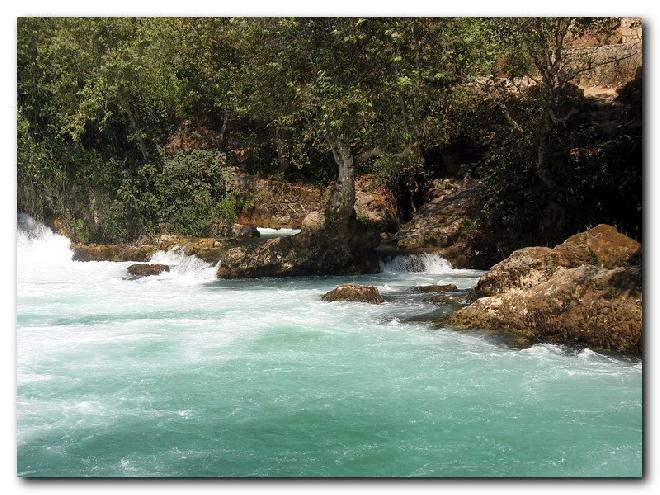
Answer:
16;219;642;477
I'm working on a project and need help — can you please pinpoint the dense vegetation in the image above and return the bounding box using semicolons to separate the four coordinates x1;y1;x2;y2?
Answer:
18;18;641;256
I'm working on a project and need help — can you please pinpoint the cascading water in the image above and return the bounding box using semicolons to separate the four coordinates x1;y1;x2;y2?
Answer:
380;253;454;274
148;248;218;284
17;213;73;266
16;214;642;477
256;227;302;239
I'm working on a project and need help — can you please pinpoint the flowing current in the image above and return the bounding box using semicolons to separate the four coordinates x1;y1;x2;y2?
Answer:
16;217;642;477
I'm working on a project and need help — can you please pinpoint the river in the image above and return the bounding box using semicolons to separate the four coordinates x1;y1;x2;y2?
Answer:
16;216;642;477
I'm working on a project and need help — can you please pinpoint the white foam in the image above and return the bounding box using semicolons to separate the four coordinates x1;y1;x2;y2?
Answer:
148;248;217;283
17;213;73;266
380;253;454;274
257;227;301;239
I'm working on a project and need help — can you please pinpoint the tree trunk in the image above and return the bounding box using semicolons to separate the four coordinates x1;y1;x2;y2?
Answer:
325;138;356;229
218;110;229;147
125;105;149;162
536;100;558;190
537;92;566;236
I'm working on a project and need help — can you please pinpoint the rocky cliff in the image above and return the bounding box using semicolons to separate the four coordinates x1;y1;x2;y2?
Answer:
234;173;398;233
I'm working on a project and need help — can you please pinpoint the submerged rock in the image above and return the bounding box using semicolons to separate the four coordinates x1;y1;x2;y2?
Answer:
411;284;458;293
321;284;384;304
445;225;642;356
126;263;170;278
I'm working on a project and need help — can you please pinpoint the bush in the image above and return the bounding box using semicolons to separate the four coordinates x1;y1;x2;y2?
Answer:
156;150;236;236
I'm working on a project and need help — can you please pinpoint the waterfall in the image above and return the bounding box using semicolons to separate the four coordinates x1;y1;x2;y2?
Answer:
379;253;454;274
17;213;73;266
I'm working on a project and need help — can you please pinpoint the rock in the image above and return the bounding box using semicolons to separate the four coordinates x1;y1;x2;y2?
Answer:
321;284;384;304
354;175;399;233
236;175;324;229
301;211;326;232
553;224;641;268
72;244;158;262
393;179;483;268
126;263;170;278
235;173;397;233
445;225;642;356
217;223;381;278
424;293;470;306
157;237;261;265
411;284;458;293
231;224;260;238
448;265;642;355
475;225;641;298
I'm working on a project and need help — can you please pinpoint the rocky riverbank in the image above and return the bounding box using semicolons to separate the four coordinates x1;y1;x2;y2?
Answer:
72;233;261;265
445;225;642;356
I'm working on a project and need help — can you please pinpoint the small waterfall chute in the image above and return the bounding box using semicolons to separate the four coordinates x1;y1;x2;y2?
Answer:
380;253;454;274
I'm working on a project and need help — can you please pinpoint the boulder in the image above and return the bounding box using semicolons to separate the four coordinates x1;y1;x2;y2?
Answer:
445;225;642;356
126;263;170;278
217;226;380;279
411;284;458;293
475;225;641;298
321;284;384;304
447;265;642;355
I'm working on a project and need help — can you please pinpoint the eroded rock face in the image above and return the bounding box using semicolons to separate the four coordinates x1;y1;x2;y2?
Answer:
126;263;170;278
446;225;642;356
354;175;399;233
321;284;384;304
236;174;397;232
72;244;158;262
393;179;482;268
217;223;381;279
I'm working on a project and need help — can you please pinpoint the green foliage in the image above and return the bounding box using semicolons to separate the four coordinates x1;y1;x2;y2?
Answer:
17;17;640;251
156;151;233;236
217;193;249;225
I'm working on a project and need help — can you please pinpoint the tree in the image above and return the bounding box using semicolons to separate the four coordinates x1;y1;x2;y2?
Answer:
234;17;493;230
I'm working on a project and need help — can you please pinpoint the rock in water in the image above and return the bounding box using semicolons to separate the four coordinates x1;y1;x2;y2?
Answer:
321;284;384;304
217;222;381;278
446;225;642;356
411;284;458;293
126;264;170;278
474;224;641;298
